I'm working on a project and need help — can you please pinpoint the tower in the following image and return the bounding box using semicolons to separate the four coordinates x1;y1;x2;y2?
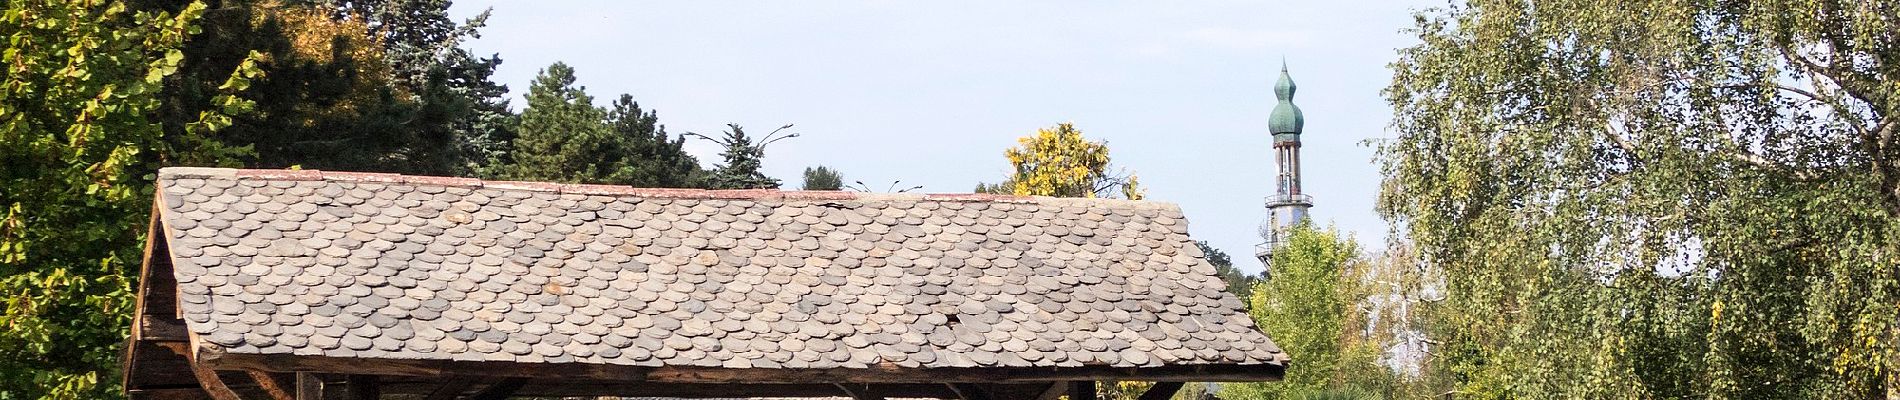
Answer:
1255;63;1312;274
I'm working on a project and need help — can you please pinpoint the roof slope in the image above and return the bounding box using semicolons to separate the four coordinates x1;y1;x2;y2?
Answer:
155;167;1285;373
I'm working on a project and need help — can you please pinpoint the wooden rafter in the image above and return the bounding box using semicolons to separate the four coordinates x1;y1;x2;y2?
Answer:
186;362;240;400
420;375;476;400
1136;382;1185;400
946;383;995;400
247;371;295;400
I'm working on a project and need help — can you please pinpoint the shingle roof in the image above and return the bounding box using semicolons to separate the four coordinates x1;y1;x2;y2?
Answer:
155;167;1285;373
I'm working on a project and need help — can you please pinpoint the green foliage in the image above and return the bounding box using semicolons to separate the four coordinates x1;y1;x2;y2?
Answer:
1198;241;1259;301
692;124;795;190
1284;387;1379;400
501;62;621;184
1222;224;1364;399
606;94;705;188
1002;122;1142;199
0;1;247;397
1381;0;1900;397
802;165;844;191
973;181;1011;194
143;0;507;176
300;0;517;175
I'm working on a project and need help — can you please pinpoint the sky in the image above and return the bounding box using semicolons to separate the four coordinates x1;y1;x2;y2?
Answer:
447;1;1440;275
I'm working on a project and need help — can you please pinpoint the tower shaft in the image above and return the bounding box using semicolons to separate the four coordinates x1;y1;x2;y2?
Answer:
1256;63;1312;275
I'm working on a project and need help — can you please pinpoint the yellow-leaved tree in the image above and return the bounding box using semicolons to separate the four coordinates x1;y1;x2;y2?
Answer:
993;122;1144;200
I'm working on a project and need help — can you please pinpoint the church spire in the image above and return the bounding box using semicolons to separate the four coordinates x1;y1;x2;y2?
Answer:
1269;62;1304;136
1256;62;1314;275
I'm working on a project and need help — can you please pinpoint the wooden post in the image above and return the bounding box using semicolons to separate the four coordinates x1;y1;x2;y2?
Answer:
1069;381;1097;400
295;373;324;400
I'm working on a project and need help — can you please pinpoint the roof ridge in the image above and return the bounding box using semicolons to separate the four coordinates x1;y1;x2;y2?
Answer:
156;167;1178;209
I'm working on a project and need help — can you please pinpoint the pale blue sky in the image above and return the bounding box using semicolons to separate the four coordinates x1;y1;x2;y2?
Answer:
448;1;1436;275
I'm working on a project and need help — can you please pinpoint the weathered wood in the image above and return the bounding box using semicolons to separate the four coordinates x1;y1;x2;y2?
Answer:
835;383;888;400
1136;381;1184;400
470;382;962;398
419;375;475;400
946;383;995;400
127;387;217;400
187;361;242;400
198;351;1284;383
247;371;295;400
1070;381;1097;400
123;340;200;392
343;375;378;400
1034;382;1069;400
139;315;188;342
295;373;323;400
467;378;527;400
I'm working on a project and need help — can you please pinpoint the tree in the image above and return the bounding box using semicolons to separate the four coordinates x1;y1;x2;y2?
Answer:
140;0;510;176
294;0;517;176
801;166;844;190
690;124;796;190
0;1;251;397
1001;123;1143;199
1198;241;1260;301
500;62;622;184
1220;224;1375;400
1381;0;1899;397
606;94;704;188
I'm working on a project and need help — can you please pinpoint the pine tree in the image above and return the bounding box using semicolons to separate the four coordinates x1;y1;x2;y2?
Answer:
690;124;796;189
502;62;621;184
606;94;704;188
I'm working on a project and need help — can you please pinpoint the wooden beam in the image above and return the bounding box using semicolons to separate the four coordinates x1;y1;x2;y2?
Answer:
127;387;219;400
1070;381;1097;400
139;315;188;342
344;375;378;400
468;382;963;399
295;373;323;400
420;376;476;400
246;371;295;400
187;361;242;400
946;383;994;400
198;351;1285;383
1034;382;1069;400
1137;382;1184;400
834;383;888;400
467;378;527;400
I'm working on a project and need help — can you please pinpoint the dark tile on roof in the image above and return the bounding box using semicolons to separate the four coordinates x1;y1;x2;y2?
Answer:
157;167;1285;369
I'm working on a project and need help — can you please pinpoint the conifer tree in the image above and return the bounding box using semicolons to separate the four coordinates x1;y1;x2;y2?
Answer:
606;94;704;188
502;62;621;184
690;124;796;189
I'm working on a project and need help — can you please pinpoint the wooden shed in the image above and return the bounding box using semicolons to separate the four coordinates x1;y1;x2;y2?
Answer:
122;167;1286;399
